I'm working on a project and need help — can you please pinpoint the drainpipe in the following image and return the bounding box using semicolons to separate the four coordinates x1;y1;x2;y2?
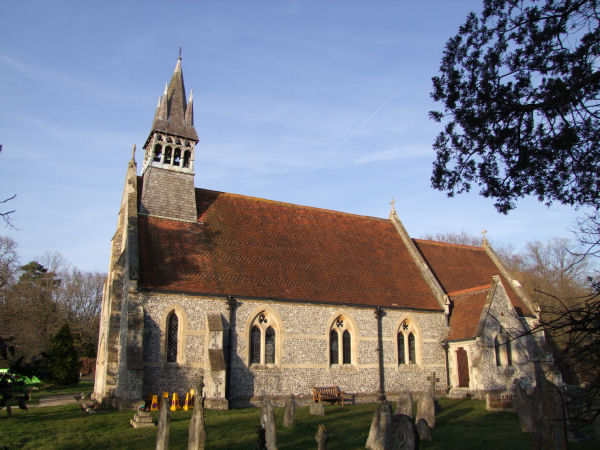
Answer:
225;295;237;405
374;306;386;403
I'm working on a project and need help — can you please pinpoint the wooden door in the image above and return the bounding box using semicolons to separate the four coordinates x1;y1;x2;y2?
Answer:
456;347;470;388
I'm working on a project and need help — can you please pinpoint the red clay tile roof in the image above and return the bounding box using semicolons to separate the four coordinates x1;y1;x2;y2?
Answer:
412;239;534;317
137;188;442;310
448;286;490;341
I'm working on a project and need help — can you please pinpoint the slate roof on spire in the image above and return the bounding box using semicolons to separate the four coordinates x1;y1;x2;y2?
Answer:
147;58;198;143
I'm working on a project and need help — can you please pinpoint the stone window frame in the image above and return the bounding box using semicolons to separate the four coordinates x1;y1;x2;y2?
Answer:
395;314;423;367
494;334;513;367
245;307;282;367
160;305;187;366
326;312;358;367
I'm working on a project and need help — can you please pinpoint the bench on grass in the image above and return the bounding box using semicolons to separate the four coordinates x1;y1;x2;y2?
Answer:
312;386;345;406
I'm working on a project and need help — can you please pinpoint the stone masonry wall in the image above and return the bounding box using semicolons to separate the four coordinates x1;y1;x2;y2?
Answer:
141;291;448;406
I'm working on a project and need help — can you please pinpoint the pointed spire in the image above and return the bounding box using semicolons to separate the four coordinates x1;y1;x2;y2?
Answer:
185;89;194;126
131;144;136;161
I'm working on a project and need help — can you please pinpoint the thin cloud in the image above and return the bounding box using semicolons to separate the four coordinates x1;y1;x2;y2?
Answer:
353;145;432;164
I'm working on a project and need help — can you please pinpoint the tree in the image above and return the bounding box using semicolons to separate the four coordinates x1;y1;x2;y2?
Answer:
430;0;600;214
46;324;79;385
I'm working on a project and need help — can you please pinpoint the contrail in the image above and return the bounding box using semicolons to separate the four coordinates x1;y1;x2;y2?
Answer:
314;91;398;168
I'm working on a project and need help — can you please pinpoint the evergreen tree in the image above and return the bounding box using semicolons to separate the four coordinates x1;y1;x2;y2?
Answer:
46;323;79;385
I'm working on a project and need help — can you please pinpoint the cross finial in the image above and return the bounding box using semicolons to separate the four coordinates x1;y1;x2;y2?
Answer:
481;228;488;245
390;198;396;215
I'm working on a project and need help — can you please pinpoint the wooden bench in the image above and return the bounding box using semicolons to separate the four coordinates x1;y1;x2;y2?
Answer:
312;386;345;406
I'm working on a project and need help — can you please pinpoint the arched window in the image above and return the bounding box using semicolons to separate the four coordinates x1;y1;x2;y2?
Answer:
248;311;279;366
166;312;178;363
250;326;261;364
506;340;512;366
153;144;163;162
265;327;275;364
342;330;351;364
494;336;502;366
329;329;338;365
173;148;181;166
397;318;421;366
398;333;405;364
164;146;172;164
183;150;191;168
408;332;416;364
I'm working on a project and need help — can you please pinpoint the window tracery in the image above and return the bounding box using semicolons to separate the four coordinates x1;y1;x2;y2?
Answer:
248;311;278;366
329;315;353;365
397;317;421;366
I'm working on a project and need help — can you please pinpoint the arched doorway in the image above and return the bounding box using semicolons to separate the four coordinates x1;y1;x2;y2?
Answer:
456;347;470;388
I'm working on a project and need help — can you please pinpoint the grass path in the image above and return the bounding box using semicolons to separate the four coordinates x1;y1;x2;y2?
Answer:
0;398;596;449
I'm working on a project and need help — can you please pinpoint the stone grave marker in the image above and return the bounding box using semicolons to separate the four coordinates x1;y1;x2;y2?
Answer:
315;424;329;450
283;394;295;427
260;398;277;450
390;414;418;449
533;379;567;450
416;392;435;428
188;393;205;450
511;380;534;433
131;408;155;428
310;402;325;416
416;418;432;442
156;396;171;450
396;392;413;417
366;401;393;450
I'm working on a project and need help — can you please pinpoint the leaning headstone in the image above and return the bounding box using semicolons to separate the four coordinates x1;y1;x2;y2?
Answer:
260;398;277;450
512;380;534;433
156;396;171;450
366;401;393;450
416;418;432;442
416;392;436;428
310;402;325;416
315;424;329;450
533;379;567;450
131;408;155;428
283;394;296;427
188;395;206;450
396;392;413;417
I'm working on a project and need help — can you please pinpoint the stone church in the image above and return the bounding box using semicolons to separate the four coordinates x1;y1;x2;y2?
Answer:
93;58;540;409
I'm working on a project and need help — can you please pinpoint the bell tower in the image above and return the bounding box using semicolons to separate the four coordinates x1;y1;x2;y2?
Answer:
139;55;198;222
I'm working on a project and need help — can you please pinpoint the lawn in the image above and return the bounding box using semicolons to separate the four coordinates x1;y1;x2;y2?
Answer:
0;398;596;449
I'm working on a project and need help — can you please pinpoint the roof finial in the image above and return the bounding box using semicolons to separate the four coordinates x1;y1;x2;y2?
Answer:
131;144;136;160
481;228;488;246
178;46;182;61
390;198;397;216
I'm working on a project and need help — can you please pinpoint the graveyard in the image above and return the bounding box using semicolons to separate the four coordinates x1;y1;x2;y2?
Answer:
1;396;597;449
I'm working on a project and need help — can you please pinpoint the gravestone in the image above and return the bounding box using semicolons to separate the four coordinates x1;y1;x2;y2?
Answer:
188;394;205;450
131;408;155;428
512;380;534;433
396;392;413;417
533;379;567;450
366;401;393;450
389;414;418;449
310;402;325;416
315;424;329;450
416;392;435;428
416;418;432;442
283;394;295;427
427;371;439;398
156;397;171;450
260;398;277;450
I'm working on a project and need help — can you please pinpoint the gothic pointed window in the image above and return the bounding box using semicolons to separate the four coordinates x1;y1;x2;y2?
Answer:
408;332;416;364
173;148;181;166
250;326;261;364
153;144;163;162
398;333;405;364
166;312;178;363
265;327;275;364
164;146;172;164
342;330;351;364
183;150;191;168
506;340;512;366
329;329;338;365
494;336;502;366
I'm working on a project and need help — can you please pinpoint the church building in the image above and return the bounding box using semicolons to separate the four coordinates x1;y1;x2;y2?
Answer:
93;58;540;409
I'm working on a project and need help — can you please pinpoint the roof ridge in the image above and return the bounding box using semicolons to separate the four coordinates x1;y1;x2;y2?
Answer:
413;238;483;251
195;187;390;223
448;284;492;297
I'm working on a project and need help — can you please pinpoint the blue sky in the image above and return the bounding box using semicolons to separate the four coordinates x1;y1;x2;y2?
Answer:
0;1;587;273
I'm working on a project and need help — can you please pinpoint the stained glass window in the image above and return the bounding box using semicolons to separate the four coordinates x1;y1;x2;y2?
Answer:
250;326;261;364
329;329;338;365
166;313;178;363
408;332;416;364
342;330;351;365
398;333;405;364
265;327;275;364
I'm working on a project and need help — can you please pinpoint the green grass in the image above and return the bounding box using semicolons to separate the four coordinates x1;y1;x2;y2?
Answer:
0;399;596;449
25;380;94;404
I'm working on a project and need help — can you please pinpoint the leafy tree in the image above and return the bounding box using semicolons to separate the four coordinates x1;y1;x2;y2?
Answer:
430;0;600;214
46;324;79;385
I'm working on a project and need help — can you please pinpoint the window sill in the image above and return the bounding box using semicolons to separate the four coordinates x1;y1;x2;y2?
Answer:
249;364;280;371
328;364;356;371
